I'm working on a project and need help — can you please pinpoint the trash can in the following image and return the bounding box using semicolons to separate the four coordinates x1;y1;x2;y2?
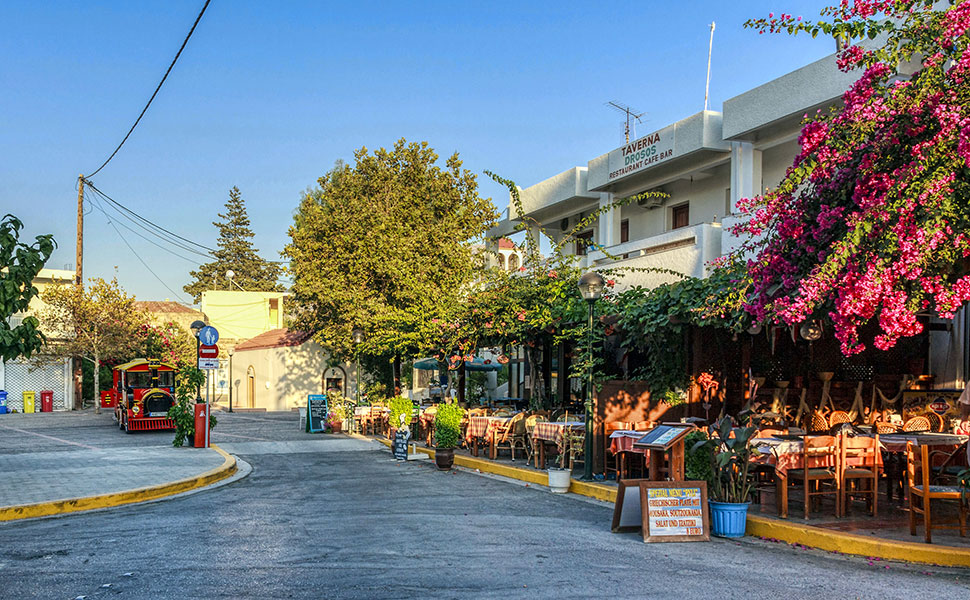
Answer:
193;403;209;448
23;391;36;414
100;390;116;408
40;391;53;412
0;390;7;414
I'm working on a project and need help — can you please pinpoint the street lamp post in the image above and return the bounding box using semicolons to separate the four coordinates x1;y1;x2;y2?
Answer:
352;328;364;433
577;271;606;481
228;348;234;413
190;320;206;403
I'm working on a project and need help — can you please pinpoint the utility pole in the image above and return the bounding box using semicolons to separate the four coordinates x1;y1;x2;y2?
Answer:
74;175;85;410
76;175;84;285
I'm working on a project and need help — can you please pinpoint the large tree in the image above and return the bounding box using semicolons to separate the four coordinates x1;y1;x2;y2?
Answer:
184;186;283;303
736;1;970;355
284;139;498;385
0;214;55;362
40;278;146;413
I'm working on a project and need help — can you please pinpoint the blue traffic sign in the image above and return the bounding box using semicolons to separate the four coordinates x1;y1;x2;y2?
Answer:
198;325;219;346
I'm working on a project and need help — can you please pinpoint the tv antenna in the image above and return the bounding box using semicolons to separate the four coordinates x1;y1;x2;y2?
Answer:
607;101;644;143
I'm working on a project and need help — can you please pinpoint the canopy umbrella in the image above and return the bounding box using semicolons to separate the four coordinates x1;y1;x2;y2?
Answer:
413;357;441;371
463;357;503;372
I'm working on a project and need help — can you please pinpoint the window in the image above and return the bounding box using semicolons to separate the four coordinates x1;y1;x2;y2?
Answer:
508;253;519;271
575;230;594;256
620;219;629;244
672;204;689;230
497;253;506;270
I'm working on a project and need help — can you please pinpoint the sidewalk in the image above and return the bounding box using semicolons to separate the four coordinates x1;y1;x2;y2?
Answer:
0;410;237;521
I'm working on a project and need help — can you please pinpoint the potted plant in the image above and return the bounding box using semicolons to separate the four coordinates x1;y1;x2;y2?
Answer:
388;395;413;438
328;404;347;433
433;402;464;470
693;416;757;537
548;430;584;493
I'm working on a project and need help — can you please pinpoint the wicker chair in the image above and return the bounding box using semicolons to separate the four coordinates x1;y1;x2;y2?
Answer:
903;416;932;432
874;421;898;434
492;413;528;461
808;411;830;433
524;414;547;464
828;410;851;428
924;411;945;433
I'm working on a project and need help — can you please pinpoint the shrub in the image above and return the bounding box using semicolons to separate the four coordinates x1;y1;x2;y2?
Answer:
434;403;464;449
388;395;414;431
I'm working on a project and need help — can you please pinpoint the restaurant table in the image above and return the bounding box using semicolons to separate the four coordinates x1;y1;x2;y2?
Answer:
532;421;584;469
419;411;437;446
464;416;512;458
608;430;652;480
878;433;968;502
752;436;885;518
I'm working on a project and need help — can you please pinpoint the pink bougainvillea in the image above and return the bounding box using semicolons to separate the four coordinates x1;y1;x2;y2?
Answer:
737;2;970;354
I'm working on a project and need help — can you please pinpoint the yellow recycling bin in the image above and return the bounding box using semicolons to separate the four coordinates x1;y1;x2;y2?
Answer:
23;391;36;413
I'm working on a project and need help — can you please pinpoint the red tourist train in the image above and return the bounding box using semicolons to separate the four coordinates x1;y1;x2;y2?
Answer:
106;359;178;433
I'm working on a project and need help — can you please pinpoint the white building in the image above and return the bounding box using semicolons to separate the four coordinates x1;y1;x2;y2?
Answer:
0;268;76;412
489;50;966;389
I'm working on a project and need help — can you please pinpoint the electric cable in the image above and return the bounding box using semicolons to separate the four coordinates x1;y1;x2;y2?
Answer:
89;194;201;264
86;0;211;179
84;181;216;254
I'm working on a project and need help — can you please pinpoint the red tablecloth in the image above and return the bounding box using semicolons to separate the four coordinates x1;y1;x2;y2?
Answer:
532;421;584;443
608;430;648;455
465;416;510;442
752;437;884;476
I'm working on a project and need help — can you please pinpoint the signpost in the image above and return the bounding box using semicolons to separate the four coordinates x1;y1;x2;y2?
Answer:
307;394;328;433
195;326;219;448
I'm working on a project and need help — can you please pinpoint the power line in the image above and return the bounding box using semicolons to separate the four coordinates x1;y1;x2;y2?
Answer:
88;193;201;264
84;181;216;253
86;0;212;178
99;204;194;304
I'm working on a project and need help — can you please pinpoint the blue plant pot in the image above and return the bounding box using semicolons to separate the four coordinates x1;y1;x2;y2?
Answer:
709;500;750;538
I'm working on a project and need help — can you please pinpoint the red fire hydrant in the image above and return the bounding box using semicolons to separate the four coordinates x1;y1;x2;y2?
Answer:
194;403;209;448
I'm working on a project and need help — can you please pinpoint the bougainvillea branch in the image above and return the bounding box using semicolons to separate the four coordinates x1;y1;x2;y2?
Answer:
735;1;970;354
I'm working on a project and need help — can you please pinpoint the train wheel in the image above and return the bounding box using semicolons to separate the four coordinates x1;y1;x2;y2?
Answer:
123;413;132;434
118;410;124;429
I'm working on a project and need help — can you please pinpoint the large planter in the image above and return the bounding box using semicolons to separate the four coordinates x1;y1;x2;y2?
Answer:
709;500;750;538
547;468;571;493
434;447;455;470
330;421;343;434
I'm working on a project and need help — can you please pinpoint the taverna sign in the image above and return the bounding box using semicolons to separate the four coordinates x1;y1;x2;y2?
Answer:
608;125;675;182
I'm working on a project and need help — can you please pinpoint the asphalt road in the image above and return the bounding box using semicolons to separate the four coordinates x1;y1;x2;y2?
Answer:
1;412;968;599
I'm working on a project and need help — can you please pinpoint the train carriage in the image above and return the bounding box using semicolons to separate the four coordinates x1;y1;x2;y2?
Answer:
107;359;178;433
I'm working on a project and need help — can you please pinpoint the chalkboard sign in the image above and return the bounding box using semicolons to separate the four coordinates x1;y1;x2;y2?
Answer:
307;394;328;433
392;427;411;460
640;481;709;543
633;423;693;450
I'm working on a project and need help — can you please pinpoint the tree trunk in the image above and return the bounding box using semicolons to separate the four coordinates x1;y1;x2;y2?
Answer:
458;363;466;405
93;352;101;414
392;354;402;395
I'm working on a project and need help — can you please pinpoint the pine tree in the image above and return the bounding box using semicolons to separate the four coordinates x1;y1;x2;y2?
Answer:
184;187;283;303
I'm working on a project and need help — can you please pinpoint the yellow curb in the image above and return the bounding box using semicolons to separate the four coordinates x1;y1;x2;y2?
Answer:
746;514;970;568
368;434;970;566
0;444;237;522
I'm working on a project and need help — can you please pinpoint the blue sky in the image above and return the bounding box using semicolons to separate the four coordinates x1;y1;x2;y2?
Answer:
2;1;835;302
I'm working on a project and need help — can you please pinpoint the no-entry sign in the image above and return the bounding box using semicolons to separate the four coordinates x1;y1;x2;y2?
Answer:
199;344;219;358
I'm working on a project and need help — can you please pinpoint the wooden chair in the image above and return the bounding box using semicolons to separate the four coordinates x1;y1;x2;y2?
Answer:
633;420;652;431
907;441;967;543
524;414;547;464
841;434;880;517
787;435;841;519
604;421;633;479
493;413;528;461
928;441;969;486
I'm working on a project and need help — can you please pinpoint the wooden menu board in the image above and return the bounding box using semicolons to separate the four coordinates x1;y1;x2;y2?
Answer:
307;394;328;433
611;479;650;533
640;481;709;542
632;423;693;450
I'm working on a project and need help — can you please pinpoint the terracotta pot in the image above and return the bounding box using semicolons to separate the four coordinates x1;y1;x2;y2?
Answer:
434;447;455;470
331;421;343;434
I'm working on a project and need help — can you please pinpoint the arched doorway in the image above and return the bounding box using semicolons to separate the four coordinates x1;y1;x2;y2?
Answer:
324;366;346;396
246;366;255;408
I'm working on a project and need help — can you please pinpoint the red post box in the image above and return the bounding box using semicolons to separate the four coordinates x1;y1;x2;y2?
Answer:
40;391;54;412
194;403;209;448
100;390;116;408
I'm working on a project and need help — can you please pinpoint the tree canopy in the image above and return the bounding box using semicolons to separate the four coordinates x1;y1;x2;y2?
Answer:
0;214;55;362
284;139;498;360
41;278;145;412
736;1;970;354
184;186;283;303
